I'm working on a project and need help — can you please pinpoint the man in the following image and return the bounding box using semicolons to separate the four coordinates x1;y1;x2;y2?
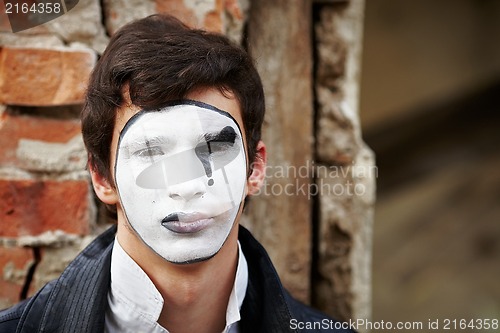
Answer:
0;14;355;333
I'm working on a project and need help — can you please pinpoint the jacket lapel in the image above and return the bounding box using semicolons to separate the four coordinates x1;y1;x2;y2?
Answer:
238;226;297;333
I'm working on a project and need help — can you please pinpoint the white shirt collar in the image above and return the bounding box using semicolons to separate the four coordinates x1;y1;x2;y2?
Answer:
105;238;248;333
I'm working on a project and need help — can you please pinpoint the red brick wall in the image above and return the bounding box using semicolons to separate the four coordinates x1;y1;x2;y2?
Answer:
0;47;95;307
0;0;247;310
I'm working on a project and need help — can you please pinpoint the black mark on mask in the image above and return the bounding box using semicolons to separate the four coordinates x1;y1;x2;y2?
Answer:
196;126;236;187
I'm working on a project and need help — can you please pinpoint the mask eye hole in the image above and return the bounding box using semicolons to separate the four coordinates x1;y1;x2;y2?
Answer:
133;146;165;159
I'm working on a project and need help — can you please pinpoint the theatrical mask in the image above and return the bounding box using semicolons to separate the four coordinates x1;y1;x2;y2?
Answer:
115;101;247;264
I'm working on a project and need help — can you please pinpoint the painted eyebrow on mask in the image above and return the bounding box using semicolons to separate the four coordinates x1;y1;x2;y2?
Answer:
204;126;237;143
124;135;170;152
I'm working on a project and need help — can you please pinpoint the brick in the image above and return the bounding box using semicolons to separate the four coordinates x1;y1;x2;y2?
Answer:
104;0;247;41
0;46;96;106
43;0;109;53
103;0;155;36
0;112;81;169
0;179;91;237
0;246;33;309
155;0;247;38
155;0;215;30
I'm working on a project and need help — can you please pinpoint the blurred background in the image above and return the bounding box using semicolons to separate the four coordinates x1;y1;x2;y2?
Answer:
361;0;500;325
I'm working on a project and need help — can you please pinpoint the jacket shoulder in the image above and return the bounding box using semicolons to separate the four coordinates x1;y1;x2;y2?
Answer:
0;299;30;332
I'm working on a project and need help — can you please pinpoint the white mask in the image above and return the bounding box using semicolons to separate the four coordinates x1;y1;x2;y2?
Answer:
115;101;247;264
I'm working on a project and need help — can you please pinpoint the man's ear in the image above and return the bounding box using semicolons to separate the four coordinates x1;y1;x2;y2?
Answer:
247;140;267;196
89;165;119;205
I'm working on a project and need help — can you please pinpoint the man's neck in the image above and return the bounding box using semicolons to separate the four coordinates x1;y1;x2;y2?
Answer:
117;222;239;333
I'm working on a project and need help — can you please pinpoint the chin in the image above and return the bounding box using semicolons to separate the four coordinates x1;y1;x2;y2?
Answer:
154;233;230;265
165;251;219;265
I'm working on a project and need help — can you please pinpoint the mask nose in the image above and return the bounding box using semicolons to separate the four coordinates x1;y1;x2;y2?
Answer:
167;179;206;201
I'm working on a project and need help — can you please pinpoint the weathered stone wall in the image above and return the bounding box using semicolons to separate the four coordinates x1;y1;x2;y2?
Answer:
0;0;374;322
313;0;375;322
243;0;314;303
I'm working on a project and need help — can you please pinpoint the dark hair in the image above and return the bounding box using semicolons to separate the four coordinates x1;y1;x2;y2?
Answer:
81;14;265;184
